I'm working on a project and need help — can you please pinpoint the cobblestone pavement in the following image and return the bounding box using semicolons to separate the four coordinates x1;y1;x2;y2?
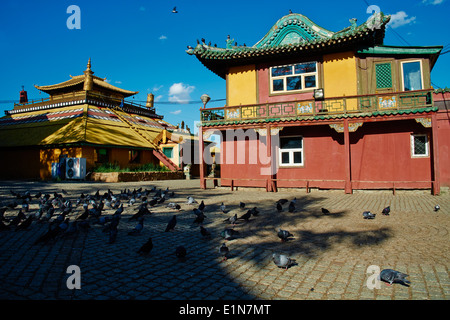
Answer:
0;179;448;300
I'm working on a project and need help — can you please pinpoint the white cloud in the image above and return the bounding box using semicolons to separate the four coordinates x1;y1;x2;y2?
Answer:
115;80;122;84
154;95;163;102
387;11;416;29
170;110;182;115
168;83;195;103
152;85;163;92
159;35;168;40
422;0;444;5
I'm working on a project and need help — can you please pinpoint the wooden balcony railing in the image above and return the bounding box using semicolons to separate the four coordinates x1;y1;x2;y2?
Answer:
200;89;434;125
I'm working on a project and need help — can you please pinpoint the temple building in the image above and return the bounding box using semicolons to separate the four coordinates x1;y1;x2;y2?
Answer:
188;11;449;194
0;59;183;180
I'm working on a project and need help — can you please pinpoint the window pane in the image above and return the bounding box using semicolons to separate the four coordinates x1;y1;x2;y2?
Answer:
294;62;316;74
413;135;427;155
286;76;302;91
272;66;292;77
293;151;302;164
403;61;422;91
280;137;302;149
272;79;284;92
304;75;316;88
376;63;392;89
281;152;290;164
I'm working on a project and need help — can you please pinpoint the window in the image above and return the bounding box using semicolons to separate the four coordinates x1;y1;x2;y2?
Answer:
163;147;173;158
95;148;109;163
278;136;303;166
375;63;392;89
411;134;429;157
129;150;140;163
270;62;318;94
401;61;423;91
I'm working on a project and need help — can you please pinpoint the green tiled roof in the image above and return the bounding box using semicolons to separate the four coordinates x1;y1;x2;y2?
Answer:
187;12;390;78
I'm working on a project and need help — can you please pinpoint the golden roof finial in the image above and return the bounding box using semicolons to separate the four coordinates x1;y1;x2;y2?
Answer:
86;57;91;71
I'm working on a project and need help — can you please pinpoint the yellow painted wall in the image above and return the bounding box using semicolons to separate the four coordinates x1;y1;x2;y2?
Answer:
227;65;257;106
323;51;358;111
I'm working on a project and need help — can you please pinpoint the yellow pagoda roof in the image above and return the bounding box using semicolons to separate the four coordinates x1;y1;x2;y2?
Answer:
34;59;138;97
0;104;173;149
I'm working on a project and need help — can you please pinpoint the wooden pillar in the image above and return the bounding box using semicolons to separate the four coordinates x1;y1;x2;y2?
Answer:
343;119;352;194
199;125;206;189
431;113;440;195
266;123;273;192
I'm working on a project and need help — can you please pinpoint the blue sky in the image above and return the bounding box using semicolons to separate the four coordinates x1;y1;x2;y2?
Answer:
0;0;449;132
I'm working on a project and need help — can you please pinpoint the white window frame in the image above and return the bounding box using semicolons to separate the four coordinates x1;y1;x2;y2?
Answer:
278;136;304;167
401;60;424;92
410;134;429;158
270;62;318;94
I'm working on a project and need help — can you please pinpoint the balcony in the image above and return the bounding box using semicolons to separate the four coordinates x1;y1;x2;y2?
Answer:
7;91;163;119
200;89;435;126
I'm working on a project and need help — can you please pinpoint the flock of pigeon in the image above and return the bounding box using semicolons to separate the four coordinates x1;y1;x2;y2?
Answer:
0;186;442;287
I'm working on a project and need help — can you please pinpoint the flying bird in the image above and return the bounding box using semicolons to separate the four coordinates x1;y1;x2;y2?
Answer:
219;243;229;261
272;253;296;270
137;236;153;255
379;269;411;286
165;215;177;232
172;6;178;13
277;228;293;242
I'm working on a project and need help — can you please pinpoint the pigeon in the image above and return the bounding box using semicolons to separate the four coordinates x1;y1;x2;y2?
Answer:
219;243;229;261
172;6;178;13
108;226;118;244
434;205;440;212
379;269;411;286
239;202;246;210
221;228;239;241
114;203;124;216
175;246;187;261
220;202;228;213
33;223;63;245
75;208;89;221
382;206;390;215
276;202;283;213
167;202;181;210
165;215;177;232
288;201;295;213
224;213;238;226
193;211;205;225
249;207;259;216
15;215;33;231
238;210;252;221
200;226;212;239
272;253;296;270
363;211;376;219
198;200;205;212
186;196;198;205
137;236;153;255
277;228;293;242
129;205;150;221
10;209;26;226
321;208;330;214
128;217;144;235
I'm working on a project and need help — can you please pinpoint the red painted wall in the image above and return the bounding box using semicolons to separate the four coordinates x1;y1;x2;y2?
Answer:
219;118;438;190
350;120;432;189
437;110;450;188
